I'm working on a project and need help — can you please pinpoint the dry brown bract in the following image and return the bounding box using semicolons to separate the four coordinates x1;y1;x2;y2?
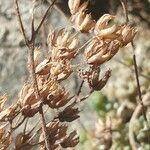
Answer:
69;0;95;32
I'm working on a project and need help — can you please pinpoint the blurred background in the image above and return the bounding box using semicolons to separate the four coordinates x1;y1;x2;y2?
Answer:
0;0;150;149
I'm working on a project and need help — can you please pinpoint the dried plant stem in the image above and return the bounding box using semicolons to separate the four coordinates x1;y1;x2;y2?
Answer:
120;0;150;149
131;44;149;128
115;59;150;81
14;0;28;45
12;116;26;130
120;0;149;127
14;0;57;149
120;0;129;23
48;0;69;20
76;80;84;97
28;44;51;150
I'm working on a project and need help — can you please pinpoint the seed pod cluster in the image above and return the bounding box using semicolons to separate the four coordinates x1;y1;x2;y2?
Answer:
69;0;95;32
0;0;137;149
84;14;137;65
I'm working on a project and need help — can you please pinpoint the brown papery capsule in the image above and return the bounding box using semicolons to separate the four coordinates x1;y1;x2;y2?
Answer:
121;25;137;46
95;14;115;33
74;11;95;33
68;0;80;14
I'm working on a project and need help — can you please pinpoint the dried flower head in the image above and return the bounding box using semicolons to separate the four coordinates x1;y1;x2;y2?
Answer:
68;0;80;14
0;103;20;122
21;102;39;117
84;38;121;65
95;14;115;32
15;132;33;149
68;0;88;15
72;11;95;33
36;58;51;75
48;29;79;60
19;83;37;106
0;125;10;149
0;95;7;112
39;121;69;149
79;66;111;90
120;25;137;46
50;60;72;81
45;82;70;109
60;131;79;148
94;14;121;39
56;103;80;122
94;118;113;149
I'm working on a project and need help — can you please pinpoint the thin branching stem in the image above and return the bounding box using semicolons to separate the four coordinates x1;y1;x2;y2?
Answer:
27;43;51;150
120;0;150;149
14;0;28;45
35;0;57;35
14;0;57;149
114;59;150;81
12;116;26;130
120;0;149;127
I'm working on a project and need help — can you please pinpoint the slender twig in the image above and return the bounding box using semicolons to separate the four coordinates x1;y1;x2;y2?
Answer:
76;80;84;96
27;21;51;150
14;0;57;149
12;116;26;130
48;0;70;21
114;59;150;81
23;118;29;135
35;0;57;35
76;36;95;54
14;0;28;45
120;0;129;24
120;0;150;148
120;0;149;127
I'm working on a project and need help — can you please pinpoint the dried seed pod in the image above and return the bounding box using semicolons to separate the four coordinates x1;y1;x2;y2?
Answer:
15;132;32;150
79;66;111;91
34;48;42;67
21;103;39;117
19;83;38;106
94;14;121;39
73;11;95;33
36;59;51;75
39;121;68;147
45;83;70;109
50;60;72;81
0;126;10;149
0;103;20;122
97;25;120;40
84;39;109;65
94;70;111;90
120;25;137;46
84;38;121;65
48;29;79;60
68;0;80;14
60;131;79;148
56;103;80;122
95;14;115;33
0;95;7;112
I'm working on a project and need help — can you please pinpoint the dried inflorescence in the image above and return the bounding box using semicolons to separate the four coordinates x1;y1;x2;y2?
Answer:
92;117;122;149
84;14;137;65
0;0;137;149
69;0;95;32
0;125;11;150
78;66;111;91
